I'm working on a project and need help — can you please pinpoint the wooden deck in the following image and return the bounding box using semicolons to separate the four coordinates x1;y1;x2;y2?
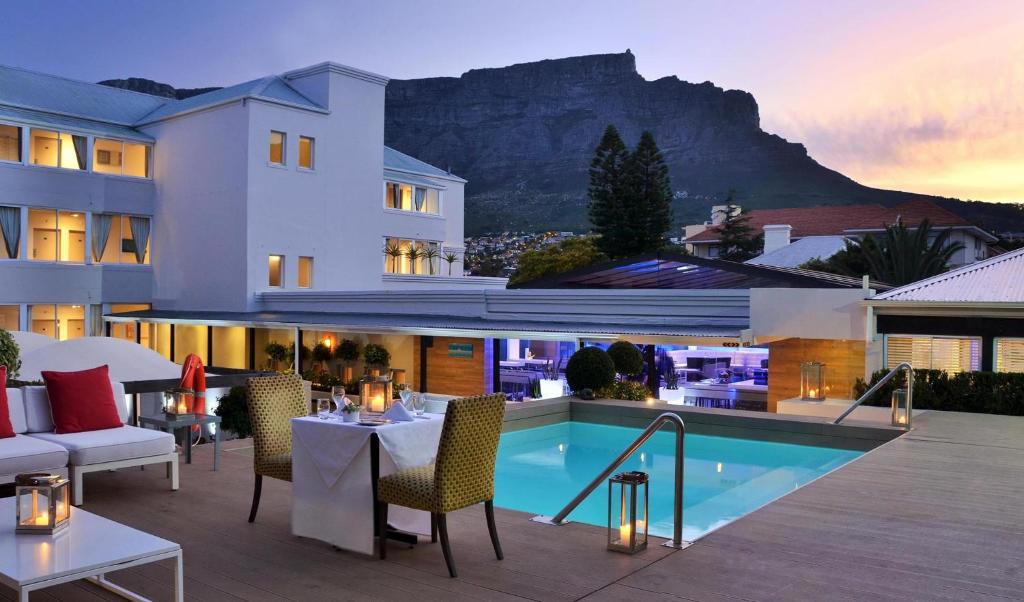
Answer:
9;410;1024;601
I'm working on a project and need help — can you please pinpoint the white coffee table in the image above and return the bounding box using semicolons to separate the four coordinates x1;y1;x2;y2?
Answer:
0;498;182;601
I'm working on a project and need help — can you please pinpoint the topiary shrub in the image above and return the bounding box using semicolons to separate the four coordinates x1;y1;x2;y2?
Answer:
334;339;360;363
606;341;644;377
0;329;21;380
214;386;252;439
602;380;650;401
363;343;391;371
565;347;616;393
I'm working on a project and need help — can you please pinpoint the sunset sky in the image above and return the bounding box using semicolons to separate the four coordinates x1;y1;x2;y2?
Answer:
3;0;1021;202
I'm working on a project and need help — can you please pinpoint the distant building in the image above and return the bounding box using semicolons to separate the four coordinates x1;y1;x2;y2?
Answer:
683;200;997;268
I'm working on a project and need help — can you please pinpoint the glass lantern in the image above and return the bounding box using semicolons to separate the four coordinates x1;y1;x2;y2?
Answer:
607;471;648;554
800;362;826;401
891;388;910;427
359;375;392;414
16;473;70;535
163;387;194;416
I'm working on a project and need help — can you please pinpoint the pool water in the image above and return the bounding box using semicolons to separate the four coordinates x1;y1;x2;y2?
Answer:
495;421;862;541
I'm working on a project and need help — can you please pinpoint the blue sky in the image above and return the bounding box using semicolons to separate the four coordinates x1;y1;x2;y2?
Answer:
3;0;1022;201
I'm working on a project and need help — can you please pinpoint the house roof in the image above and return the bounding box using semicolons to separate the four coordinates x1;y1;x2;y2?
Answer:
0;104;154;142
134;76;326;124
688;200;989;243
746;236;850;268
871;246;1024;303
383;146;465;182
510;251;892;290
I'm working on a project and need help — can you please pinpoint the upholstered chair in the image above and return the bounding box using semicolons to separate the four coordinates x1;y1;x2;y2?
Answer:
377;393;507;578
245;373;308;522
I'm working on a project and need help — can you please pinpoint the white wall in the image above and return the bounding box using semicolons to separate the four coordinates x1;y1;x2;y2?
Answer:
750;288;870;342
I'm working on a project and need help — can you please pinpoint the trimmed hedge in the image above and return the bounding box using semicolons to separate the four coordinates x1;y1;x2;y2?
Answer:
565;347;616;393
854;369;1024;415
607;341;644;377
602;380;650;401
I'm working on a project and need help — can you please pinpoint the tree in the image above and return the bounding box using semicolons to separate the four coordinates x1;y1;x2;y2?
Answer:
714;198;763;262
509;237;607;286
623;131;673;255
858;219;964;286
606;341;644;378
800;240;872;277
587;126;630;258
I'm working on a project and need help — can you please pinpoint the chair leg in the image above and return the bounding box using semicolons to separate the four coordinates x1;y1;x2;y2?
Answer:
377;502;389;559
485;500;504;560
248;474;262;523
436;513;457;578
431;513;438;543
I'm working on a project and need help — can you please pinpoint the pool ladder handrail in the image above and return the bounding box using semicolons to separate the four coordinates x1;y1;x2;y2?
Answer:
531;412;686;549
832;362;913;428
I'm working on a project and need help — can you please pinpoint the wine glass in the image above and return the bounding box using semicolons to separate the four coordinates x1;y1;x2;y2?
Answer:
317;398;331;419
331;386;347;415
412;392;426;416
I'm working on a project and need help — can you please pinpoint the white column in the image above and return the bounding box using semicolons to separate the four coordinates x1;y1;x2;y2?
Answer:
19;126;28;165
84;210;93;264
18;206;28;260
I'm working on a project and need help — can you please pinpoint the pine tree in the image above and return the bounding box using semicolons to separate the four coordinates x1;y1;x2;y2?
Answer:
715;194;763;262
624;131;673;254
587;126;630;258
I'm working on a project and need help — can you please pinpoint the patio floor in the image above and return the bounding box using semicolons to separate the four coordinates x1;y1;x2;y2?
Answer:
11;410;1024;601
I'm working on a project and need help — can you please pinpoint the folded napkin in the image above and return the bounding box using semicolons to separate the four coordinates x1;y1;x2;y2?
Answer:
399;389;415;409
383;403;414;422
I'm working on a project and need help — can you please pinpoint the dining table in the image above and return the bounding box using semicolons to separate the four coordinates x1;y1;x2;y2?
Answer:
290;412;445;555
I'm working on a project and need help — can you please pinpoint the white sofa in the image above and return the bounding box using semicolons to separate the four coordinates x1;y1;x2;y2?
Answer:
0;388;69;482
14;382;178;505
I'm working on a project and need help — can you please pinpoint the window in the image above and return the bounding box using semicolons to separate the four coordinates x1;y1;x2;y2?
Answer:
109;304;152;346
708;245;720;258
269;131;285;165
0;206;19;259
885;335;981;373
30;304;85;340
298;136;314;169
0;305;19;331
268;254;284;287
298;256;313;288
995;338;1024;373
93;138;151;178
384;238;441;275
93;214;151;265
0;124;20;162
28;208;58;261
384;182;440;215
30;129;85;170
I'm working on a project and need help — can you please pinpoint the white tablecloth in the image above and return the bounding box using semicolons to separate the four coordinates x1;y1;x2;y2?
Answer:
291;414;444;555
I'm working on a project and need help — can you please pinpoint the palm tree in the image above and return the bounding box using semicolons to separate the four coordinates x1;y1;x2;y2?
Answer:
420;245;440;275
406;246;424;275
442;250;460;276
383;241;404;273
857;219;964;285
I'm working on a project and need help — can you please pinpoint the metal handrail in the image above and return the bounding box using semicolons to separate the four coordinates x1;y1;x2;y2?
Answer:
832;362;914;427
534;412;686;548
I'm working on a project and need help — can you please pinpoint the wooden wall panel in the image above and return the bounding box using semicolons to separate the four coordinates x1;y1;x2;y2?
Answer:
767;338;865;412
413;336;492;397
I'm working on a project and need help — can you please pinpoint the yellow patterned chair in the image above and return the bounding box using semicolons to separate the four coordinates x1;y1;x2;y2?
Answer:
246;373;308;523
377;393;507;578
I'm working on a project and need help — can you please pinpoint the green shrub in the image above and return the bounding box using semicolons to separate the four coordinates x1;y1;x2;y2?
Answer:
0;329;21;380
606;341;644;377
264;342;289;368
602;380;649;401
854;369;1024;415
334;339;360;363
214;386;252;439
312;342;333;365
363;343;390;369
565;347;616;393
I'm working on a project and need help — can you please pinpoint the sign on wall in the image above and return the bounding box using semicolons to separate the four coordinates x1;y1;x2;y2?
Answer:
448;343;474;359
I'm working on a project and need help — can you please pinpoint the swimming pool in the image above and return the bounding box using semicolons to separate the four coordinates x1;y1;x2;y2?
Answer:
495;421;863;541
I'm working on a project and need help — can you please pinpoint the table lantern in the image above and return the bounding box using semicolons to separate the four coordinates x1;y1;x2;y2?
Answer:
800;362;826;401
608;471;648;554
891;388;910;427
359;375;392;414
163;387;194;415
16;473;70;535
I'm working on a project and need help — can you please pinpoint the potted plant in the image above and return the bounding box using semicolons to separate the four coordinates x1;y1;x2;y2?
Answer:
384;241;404;273
363;343;390;377
539;357;565;399
334;339;360;382
607;341;644;381
0;329;21;380
406;246;424;275
311;342;332;374
340;399;362;423
442;250;461;276
213;386;251;439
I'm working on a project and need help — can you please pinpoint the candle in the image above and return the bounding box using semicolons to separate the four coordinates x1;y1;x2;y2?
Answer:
619;521;631;543
177;401;187;414
34;512;49;526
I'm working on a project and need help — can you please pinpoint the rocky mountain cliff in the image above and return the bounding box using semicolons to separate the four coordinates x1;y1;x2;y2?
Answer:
98;77;218;100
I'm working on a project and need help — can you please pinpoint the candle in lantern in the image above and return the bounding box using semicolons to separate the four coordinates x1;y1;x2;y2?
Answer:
618;521;631;543
177;401;188;414
34;512;49;526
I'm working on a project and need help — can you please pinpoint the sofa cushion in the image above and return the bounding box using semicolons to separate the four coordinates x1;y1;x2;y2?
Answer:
0;368;15;439
0;434;69;477
5;388;27;434
22;386;54;433
29;426;174;466
42;365;123;434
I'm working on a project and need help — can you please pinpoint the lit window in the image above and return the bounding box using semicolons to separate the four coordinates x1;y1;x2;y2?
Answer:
28;208;58;261
0;206;19;259
0;305;19;330
58;211;85;262
383;181;440;215
885;335;981;373
298;256;313;288
268;255;284;287
92;214;150;264
123;142;150;177
996;338;1024;373
29;129;85;170
269;131;285;165
119;215;151;264
384;237;440;275
92;138;151;178
0;124;20;162
29;304;85;340
298;136;314;169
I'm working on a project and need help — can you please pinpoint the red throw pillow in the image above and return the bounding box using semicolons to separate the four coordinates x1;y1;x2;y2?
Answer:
0;366;16;438
41;365;122;434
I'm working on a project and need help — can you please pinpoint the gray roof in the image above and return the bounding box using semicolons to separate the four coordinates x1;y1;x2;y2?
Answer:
104;309;742;339
134;76;325;124
384;146;465;182
872;247;1024;303
0;104;154;142
746;236;849;268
